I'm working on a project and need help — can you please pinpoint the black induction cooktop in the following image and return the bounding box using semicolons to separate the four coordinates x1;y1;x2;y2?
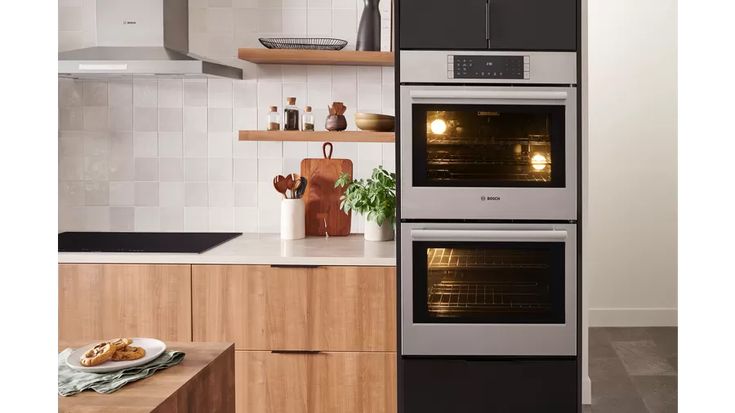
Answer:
58;232;242;253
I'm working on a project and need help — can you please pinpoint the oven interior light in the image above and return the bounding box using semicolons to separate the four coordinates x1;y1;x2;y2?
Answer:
430;118;447;135
531;153;548;171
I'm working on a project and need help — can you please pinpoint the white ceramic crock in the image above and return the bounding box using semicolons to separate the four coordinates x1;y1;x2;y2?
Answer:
280;199;305;240
364;217;394;242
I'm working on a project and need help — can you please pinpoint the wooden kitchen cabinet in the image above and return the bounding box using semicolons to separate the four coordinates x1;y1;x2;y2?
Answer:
192;265;396;351
59;264;192;342
235;351;397;413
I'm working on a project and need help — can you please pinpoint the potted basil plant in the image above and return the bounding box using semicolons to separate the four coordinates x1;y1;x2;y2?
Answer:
335;166;396;241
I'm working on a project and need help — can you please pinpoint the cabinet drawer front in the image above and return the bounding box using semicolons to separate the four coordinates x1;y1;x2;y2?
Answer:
236;351;397;413
193;265;396;351
59;264;192;342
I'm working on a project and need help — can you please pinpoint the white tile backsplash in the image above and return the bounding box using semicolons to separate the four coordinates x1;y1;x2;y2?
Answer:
58;0;395;233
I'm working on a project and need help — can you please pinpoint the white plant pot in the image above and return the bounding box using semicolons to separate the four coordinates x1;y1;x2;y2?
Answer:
364;217;394;242
280;199;305;240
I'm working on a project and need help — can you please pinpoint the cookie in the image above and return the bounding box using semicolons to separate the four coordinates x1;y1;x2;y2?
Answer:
111;345;146;361
109;338;133;349
80;341;116;367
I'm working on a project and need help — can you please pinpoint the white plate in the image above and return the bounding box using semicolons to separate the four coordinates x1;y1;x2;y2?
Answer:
66;338;167;373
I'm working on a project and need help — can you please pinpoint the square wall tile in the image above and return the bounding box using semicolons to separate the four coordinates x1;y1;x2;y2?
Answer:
158;132;183;157
83;156;109;181
208;78;234;108
258;158;283;182
159;158;184;181
185;158;209;181
134;207;161;231
234;108;258;130
258;141;283;159
158;108;183;132
184;207;209;231
59;156;84;181
234;158;258;181
234;140;258;158
134;79;158;107
109;153;135;181
135;158;159;181
135;182;159;206
184;107;208;133
83;107;108;131
160;182;185;207
234;182;258;206
59;108;83;130
158;79;183;108
184;79;208;107
209;207;234;231
208;182;235;207
184;131;208;157
109;80;133;107
208;157;233;181
234;80;257;108
185;182;209;207
234;207;259;232
110;207;135;231
134;107;158;132
84;206;111;231
208;108;233;132
307;8;332;36
109;106;133;131
160;207;185;231
208;132;233;158
83;81;108;106
84;181;109;205
59;79;83;107
133;132;158;158
59;181;84;206
109;181;135;206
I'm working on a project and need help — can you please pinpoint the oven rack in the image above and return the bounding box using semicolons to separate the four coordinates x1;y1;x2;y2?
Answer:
427;280;552;315
428;248;551;269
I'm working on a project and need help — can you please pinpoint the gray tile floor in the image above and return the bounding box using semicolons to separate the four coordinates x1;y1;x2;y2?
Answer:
584;327;677;413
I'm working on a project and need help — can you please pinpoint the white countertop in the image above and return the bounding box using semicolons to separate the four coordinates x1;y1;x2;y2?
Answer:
58;233;396;266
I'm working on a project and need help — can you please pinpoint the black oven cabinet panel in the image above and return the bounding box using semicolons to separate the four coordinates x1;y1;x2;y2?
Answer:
402;358;578;412
399;0;577;51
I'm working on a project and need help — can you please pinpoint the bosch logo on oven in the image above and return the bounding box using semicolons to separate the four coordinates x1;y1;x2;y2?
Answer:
481;196;501;201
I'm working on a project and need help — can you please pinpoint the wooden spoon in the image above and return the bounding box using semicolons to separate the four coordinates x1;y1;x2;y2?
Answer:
272;175;289;198
288;173;301;198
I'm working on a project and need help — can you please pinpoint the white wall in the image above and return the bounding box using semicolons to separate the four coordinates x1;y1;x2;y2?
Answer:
586;0;677;326
58;0;395;233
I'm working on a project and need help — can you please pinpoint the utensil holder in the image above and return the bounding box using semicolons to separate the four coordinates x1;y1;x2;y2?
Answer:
280;199;305;240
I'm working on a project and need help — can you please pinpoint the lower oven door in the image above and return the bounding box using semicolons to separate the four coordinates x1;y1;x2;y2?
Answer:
401;222;577;356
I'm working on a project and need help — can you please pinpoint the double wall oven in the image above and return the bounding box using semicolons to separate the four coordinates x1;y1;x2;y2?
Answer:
396;1;581;411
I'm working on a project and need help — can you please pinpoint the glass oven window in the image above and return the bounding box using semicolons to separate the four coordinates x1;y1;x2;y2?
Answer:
412;104;566;187
413;242;565;324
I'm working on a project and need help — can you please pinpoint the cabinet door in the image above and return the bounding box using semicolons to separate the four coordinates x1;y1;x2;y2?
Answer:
193;265;396;352
235;351;396;413
59;264;192;342
489;0;577;51
400;0;489;50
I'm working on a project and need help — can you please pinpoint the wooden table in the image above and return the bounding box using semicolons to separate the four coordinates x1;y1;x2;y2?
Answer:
58;341;235;413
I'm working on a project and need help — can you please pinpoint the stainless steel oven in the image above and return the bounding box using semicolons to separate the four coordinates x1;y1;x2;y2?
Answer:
399;51;577;220
400;222;577;356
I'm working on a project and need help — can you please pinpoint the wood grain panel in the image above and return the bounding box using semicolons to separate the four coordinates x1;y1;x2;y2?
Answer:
238;130;395;143
235;351;396;413
58;264;192;342
58;341;234;413
237;48;394;66
301;155;353;236
193;265;395;351
192;265;268;349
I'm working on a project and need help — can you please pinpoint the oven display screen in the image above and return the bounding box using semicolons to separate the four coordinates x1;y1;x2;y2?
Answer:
451;55;527;79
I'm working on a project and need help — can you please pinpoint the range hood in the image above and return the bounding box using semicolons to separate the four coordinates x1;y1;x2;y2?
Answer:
58;0;242;79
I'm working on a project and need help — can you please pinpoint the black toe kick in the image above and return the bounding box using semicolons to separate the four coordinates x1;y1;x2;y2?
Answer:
401;357;579;413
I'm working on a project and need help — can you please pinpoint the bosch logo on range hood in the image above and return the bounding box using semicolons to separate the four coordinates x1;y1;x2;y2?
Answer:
58;0;242;79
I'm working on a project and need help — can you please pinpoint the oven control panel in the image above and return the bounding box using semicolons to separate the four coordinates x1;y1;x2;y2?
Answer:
448;55;530;80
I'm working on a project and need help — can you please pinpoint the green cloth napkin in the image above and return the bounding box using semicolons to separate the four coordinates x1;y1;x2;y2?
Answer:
58;348;186;396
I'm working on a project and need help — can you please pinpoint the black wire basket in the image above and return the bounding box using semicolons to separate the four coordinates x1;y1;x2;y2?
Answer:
259;37;348;51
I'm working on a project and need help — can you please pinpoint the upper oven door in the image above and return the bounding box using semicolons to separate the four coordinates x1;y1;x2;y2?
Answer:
400;85;577;220
401;222;577;356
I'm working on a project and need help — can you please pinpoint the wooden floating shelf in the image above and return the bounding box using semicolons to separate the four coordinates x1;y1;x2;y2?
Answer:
239;130;395;143
237;48;394;66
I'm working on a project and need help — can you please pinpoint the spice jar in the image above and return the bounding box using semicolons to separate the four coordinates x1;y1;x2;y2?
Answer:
284;97;300;131
266;106;280;131
302;106;315;131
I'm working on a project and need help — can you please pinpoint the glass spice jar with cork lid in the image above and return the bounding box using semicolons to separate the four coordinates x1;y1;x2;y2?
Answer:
302;106;315;131
266;106;280;131
284;97;300;131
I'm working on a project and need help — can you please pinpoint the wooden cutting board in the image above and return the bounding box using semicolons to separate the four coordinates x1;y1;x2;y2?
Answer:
300;142;353;236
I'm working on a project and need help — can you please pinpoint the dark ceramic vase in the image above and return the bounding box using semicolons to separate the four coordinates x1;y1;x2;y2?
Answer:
325;115;347;131
356;0;381;51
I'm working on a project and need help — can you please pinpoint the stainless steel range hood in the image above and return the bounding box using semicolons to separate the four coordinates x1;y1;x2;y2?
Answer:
58;0;242;79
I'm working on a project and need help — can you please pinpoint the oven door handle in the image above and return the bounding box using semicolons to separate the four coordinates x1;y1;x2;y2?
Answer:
409;89;568;101
411;229;567;242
